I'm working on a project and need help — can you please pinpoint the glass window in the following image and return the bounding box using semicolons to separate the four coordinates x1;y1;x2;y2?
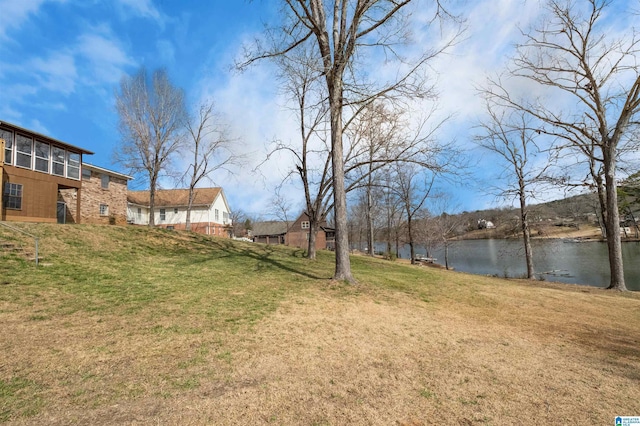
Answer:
82;168;91;180
215;209;219;221
137;207;141;220
15;134;32;169
101;174;109;189
0;128;13;164
301;221;310;229
99;204;109;216
67;152;80;179
3;183;23;210
34;141;50;173
223;211;229;224
52;147;65;176
174;208;178;214
159;208;166;221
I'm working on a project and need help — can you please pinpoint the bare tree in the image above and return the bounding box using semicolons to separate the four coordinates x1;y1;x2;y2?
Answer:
486;0;640;290
381;168;404;259
241;0;460;283
416;195;461;270
183;100;238;231
393;163;436;264
475;106;551;280
270;187;295;232
115;67;186;226
229;209;251;238
269;46;333;260
347;103;402;257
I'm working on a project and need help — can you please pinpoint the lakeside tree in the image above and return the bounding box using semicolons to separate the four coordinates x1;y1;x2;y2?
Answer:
413;194;462;269
475;106;551;280
486;0;640;290
182;100;238;231
240;0;460;283
115;68;186;226
393;163;435;264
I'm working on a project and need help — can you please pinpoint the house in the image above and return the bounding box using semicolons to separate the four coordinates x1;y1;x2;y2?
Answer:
127;187;232;237
477;219;496;230
1;120;93;223
57;164;133;225
252;212;335;250
251;221;288;245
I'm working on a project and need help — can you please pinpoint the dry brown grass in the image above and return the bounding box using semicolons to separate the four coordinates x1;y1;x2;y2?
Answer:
1;224;638;425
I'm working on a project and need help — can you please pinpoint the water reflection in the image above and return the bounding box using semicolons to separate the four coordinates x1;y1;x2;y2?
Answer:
377;240;640;290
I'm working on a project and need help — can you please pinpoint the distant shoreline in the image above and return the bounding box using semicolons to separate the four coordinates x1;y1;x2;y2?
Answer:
453;224;640;242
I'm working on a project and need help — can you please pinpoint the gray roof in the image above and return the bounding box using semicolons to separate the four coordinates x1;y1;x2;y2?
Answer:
252;221;288;236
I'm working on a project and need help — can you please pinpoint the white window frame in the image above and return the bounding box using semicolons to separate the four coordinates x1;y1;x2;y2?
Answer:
1;128;13;165
301;221;310;229
159;208;166;221
34;141;50;173
15;134;32;169
52;146;65;176
66;152;80;180
3;182;23;210
99;204;109;216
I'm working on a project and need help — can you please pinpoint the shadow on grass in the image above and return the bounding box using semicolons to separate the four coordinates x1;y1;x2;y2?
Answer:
181;238;329;281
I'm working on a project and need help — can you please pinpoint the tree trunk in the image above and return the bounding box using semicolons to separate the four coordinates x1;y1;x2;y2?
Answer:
444;242;450;270
329;80;354;282
366;186;374;257
407;216;415;264
308;219;318;260
148;175;156;227
519;184;534;279
603;154;626;290
386;212;392;258
185;188;194;232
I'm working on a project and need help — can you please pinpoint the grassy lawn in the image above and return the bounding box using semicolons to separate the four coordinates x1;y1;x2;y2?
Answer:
0;223;638;425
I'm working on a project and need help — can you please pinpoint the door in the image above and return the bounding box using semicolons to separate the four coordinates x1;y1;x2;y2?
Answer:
57;201;66;224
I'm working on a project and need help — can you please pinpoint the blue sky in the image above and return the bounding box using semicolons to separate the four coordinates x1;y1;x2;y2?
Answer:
1;0;637;218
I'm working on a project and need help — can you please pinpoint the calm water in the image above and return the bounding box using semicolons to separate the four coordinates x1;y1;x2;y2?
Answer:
376;240;640;290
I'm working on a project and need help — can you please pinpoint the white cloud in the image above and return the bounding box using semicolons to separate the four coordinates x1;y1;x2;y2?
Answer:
29;52;78;95
0;0;67;40
76;29;135;85
115;0;165;26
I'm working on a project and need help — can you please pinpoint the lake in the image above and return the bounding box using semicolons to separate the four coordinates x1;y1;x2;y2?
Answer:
374;239;640;291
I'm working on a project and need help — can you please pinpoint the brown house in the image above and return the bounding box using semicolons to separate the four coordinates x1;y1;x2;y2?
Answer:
251;221;288;245
58;164;132;225
1;121;93;223
252;212;335;250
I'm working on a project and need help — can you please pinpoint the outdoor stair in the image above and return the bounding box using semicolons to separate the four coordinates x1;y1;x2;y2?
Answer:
0;240;41;263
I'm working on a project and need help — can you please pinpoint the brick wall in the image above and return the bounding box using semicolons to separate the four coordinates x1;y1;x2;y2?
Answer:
80;170;128;225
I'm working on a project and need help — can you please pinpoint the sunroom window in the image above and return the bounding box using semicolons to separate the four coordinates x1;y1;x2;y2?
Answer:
66;152;80;179
34;141;50;173
15;134;32;169
0;128;13;164
52;146;65;176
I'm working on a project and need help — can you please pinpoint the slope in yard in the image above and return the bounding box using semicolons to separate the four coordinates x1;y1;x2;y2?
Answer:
0;223;638;425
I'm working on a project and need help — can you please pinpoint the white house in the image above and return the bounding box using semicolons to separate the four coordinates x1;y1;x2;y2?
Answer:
127;187;232;237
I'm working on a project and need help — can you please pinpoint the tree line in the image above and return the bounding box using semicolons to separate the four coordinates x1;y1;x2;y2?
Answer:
116;0;639;291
